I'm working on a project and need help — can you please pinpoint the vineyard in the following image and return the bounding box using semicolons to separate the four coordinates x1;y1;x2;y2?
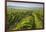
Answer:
7;7;44;31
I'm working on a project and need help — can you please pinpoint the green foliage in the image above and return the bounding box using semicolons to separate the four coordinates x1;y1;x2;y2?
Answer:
7;8;44;30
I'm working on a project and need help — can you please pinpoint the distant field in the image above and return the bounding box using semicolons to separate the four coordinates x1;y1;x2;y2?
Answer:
7;7;44;31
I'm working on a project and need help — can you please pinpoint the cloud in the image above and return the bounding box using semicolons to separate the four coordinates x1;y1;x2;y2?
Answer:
7;2;43;8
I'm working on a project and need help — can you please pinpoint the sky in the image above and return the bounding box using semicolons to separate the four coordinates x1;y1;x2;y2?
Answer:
7;2;43;8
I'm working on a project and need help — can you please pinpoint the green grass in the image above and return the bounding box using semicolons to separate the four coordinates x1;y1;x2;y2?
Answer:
7;8;44;31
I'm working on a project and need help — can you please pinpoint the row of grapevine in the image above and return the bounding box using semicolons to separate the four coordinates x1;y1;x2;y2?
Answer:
7;8;44;31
